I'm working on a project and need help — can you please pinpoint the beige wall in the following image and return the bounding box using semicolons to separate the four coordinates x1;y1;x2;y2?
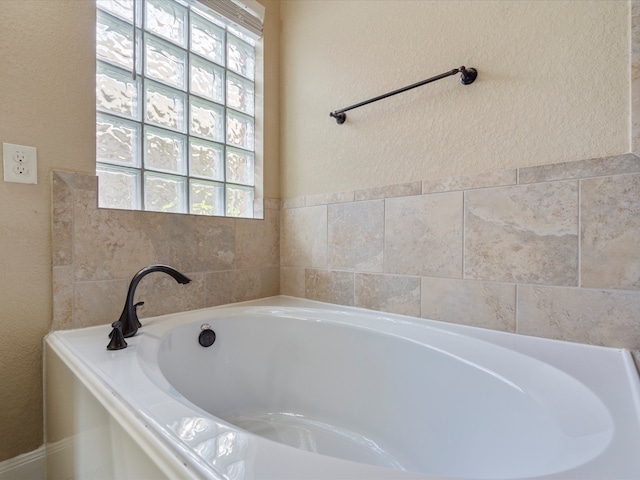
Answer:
280;0;629;198
0;0;96;462
0;0;280;462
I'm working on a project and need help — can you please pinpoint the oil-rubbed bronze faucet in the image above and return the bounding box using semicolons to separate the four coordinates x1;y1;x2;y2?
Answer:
107;265;191;350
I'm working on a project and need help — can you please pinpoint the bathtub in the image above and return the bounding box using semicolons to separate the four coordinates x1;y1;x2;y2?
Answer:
45;296;640;479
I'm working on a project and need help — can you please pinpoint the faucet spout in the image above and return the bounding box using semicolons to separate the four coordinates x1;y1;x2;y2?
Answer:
116;264;191;339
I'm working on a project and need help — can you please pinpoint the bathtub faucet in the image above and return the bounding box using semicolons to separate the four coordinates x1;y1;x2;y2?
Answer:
108;265;191;347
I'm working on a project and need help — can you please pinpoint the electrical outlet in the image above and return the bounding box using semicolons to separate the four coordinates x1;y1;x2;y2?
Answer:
3;143;37;184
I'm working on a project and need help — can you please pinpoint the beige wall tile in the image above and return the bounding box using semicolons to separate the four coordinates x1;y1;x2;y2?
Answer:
421;278;516;332
581;174;640;290
74;279;128;328
280;266;305;298
54;170;97;192
52;173;74;267
465;182;579;285
133;271;207;317
52;266;73;330
306;190;354;207
422;169;516;194
73;190;171;281
328;200;384;272
305;269;354;306
633;55;640;155
205;267;279;306
281;196;305;209
281;205;327;267
385;192;463;277
354;182;421;201
519;154;640;184
518;286;640;349
355;273;420;316
74;273;206;329
237;209;279;268
264;198;281;210
633;0;640;55
168;214;236;273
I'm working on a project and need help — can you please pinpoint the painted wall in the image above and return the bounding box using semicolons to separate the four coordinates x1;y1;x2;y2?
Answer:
0;0;280;462
279;0;629;198
0;0;96;462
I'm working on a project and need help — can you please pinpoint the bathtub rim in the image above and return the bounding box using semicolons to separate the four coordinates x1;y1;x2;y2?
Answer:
44;295;640;480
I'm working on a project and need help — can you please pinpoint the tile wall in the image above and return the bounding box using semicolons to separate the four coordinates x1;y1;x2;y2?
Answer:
52;157;640;352
52;170;279;330
280;154;640;350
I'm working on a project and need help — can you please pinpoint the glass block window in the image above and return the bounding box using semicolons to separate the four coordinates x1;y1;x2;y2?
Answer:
96;0;258;217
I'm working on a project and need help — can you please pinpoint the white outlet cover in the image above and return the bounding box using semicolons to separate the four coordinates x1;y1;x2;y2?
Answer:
3;143;37;184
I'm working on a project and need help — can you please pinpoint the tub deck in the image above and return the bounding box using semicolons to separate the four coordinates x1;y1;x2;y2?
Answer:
45;296;640;479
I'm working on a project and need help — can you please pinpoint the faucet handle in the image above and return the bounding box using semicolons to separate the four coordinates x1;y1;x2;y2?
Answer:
132;301;144;329
107;321;128;350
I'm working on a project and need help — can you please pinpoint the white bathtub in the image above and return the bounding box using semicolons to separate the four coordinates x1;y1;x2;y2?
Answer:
45;296;640;479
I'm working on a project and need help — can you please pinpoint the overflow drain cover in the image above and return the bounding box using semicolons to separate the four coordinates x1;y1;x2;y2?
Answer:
199;328;216;347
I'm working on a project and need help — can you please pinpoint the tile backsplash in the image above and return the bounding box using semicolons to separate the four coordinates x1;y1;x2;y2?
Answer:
280;154;640;350
52;155;640;351
52;170;279;330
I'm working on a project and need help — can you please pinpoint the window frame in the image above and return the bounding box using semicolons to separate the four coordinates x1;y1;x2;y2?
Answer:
95;0;264;219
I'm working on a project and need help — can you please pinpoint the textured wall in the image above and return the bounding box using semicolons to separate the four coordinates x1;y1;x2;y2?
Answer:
280;0;629;198
0;0;96;462
281;155;640;349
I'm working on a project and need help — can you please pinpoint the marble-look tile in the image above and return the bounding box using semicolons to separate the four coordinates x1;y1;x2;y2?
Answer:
205;267;279;306
465;182;579;285
422;169;516;194
133;271;207;316
355;273;420;317
253;199;264;219
280;205;327;268
421;278;516;332
518;154;640;184
385;192;463;277
74;273;206;328
328;200;384;272
306;190;354;207
54;170;97;192
52;172;74;267
280;266;305;298
581;174;640;290
168;214;236;273
281;196;305;210
73;190;171;282
633;55;640;156
74;278;129;328
236;209;279;268
264;197;280;210
52;266;74;330
518;286;640;349
305;269;354;306
354;182;421;201
633;0;640;54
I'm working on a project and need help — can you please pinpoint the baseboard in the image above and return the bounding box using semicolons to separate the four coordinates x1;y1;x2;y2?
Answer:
0;446;46;480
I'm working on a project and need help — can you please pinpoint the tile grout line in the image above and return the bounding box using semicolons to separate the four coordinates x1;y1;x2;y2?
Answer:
71;183;77;329
461;190;466;280
514;284;519;334
577;179;582;288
